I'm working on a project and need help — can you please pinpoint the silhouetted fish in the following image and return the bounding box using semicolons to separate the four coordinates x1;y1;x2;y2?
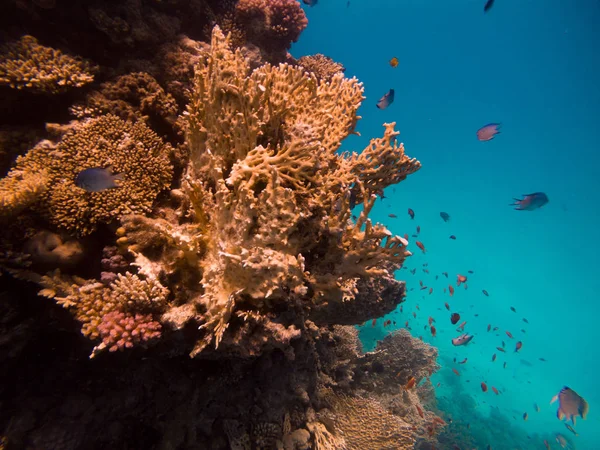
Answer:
551;387;589;425
484;0;495;13
477;123;501;141
440;211;450;222
376;89;395;109
303;0;318;6
511;192;549;211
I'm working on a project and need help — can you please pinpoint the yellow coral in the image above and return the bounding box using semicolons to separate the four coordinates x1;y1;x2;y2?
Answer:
0;35;96;94
0;115;173;235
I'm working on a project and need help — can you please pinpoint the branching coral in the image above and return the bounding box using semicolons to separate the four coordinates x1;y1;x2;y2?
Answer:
112;26;420;356
297;54;345;82
0;115;173;235
0;35;96;94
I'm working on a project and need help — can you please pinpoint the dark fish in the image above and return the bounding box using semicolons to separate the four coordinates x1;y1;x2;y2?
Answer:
450;313;460;325
376;88;395;109
75;167;123;192
510;306;516;312
482;289;489;297
484;0;495;12
539;357;547;362
523;318;529;324
449;235;456;240
511;192;549;211
408;208;415;219
440;212;450;222
302;0;318;6
551;387;589;425
388;213;397;218
477;123;501;141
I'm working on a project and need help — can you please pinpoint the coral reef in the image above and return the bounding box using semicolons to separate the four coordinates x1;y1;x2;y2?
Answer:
297;54;345;82
0;115;174;235
0;0;437;446
0;35;96;94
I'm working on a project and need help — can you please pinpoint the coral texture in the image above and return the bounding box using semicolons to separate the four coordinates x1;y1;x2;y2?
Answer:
297;54;345;82
0;35;95;94
0;115;174;235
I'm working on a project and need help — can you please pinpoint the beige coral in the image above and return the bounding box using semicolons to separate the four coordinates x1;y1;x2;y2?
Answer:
0;115;174;236
297;54;345;82
0;35;96;94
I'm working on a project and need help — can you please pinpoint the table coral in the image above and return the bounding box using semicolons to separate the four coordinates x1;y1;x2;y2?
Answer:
0;35;96;94
0;114;173;236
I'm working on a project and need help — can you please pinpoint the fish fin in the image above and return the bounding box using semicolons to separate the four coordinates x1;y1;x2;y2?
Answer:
112;172;125;182
581;400;589;419
551;395;558;404
572;415;576;426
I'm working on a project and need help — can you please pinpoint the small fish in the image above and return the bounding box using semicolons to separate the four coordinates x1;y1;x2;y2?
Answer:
388;213;397;218
371;319;377;327
555;434;567;448
405;376;416;390
457;274;467;286
535;403;540;413
523;412;528;421
416;225;421;234
450;313;460;325
456;321;467;331
477;123;501;141
442;271;448;278
452;333;473;346
376;88;395;109
523;318;529;324
389;57;399;68
487;324;491;332
481;382;488;392
428;316;435;325
452;368;460;376
413;312;417;318
416;241;426;253
449;235;456;240
482;289;489;296
416;404;424;418
383;319;392;327
429;287;433;294
408;208;415;219
459;358;468;364
497;347;506;353
505;331;513;339
544;440;550;450
492;387;499;395
75;167;123;192
551;387;589;425
448;285;454;296
430;325;437;337
539;357;547;362
515;341;523;352
440;211;450;222
491;353;496;362
510;306;516;313
302;0;318;6
511;192;549;211
565;424;578;436
445;302;450;310
503;362;507;369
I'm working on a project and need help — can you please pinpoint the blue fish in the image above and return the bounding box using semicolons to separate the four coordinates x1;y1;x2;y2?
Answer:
511;192;549;211
376;89;394;109
75;167;123;192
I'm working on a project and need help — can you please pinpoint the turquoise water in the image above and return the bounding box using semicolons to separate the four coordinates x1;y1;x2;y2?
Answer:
295;1;599;448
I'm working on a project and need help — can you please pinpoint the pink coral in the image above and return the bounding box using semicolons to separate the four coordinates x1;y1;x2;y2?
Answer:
95;311;161;356
268;0;307;44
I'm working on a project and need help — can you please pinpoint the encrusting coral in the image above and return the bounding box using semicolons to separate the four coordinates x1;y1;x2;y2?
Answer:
0;35;96;94
0;114;174;236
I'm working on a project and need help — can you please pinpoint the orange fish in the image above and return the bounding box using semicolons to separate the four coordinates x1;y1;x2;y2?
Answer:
457;274;467;286
430;325;437;337
416;241;426;253
457;321;466;331
371;319;377;327
551;386;589;424
492;387;499;395
419;280;423;287
389;57;399;68
515;341;523;352
415;404;424;418
429;287;433;294
388;213;397;218
481;382;488;392
452;368;460;376
428;316;435;325
383;319;392;327
449;285;454;296
404;376;416;390
506;331;513;339
445;302;450;310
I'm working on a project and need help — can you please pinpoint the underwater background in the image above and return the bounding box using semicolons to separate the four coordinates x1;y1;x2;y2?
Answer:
295;0;599;448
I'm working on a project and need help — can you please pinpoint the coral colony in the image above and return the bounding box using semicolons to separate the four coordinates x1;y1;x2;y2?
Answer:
0;1;453;448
